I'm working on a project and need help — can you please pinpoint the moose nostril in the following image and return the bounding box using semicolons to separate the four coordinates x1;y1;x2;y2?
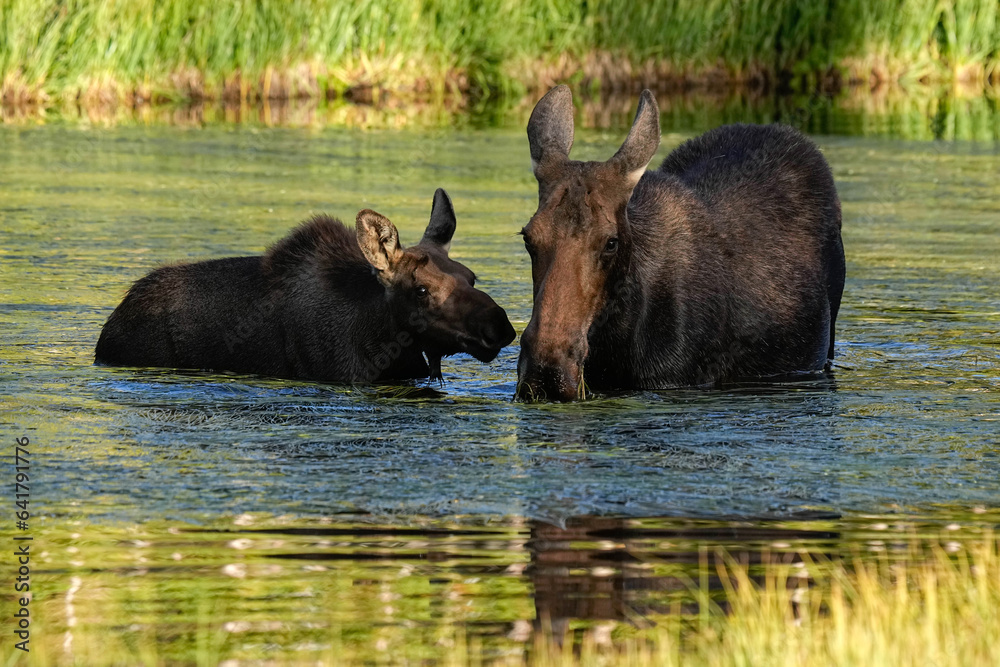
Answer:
480;310;515;347
479;318;501;346
501;316;516;343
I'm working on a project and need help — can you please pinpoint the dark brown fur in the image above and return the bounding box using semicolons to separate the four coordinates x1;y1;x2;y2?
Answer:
96;189;516;383
516;87;845;401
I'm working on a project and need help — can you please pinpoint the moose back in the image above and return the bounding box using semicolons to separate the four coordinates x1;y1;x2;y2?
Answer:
96;189;516;383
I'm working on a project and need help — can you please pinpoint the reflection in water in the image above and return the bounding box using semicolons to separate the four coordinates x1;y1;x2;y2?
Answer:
31;513;997;662
528;516;840;643
531;517;667;636
3;87;999;141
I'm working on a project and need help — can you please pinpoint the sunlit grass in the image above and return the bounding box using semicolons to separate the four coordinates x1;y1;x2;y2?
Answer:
1;1;999;105
8;533;999;666
685;537;1000;667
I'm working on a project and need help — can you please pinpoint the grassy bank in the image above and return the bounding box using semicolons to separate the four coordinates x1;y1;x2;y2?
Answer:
9;533;999;665
2;0;1000;106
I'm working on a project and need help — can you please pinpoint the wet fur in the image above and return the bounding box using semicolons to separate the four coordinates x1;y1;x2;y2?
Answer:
587;124;845;388
95;215;429;381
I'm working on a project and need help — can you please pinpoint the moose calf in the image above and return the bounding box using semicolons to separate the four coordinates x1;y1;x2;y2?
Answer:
516;86;845;401
96;189;516;383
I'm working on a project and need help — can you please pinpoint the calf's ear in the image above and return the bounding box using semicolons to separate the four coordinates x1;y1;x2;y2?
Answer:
527;85;574;179
421;188;456;252
357;209;403;276
610;89;660;188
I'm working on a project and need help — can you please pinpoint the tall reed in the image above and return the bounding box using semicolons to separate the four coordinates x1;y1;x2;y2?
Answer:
1;1;998;104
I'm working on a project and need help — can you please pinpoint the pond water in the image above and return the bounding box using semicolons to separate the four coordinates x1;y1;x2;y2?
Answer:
1;97;999;662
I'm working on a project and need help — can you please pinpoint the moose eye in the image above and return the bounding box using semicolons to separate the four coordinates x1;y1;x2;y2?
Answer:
415;285;429;298
604;238;619;253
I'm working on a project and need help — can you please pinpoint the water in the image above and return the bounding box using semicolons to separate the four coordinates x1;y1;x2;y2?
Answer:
2;98;999;661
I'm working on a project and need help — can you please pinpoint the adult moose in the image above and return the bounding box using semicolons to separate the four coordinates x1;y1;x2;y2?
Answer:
516;86;845;401
96;189;515;383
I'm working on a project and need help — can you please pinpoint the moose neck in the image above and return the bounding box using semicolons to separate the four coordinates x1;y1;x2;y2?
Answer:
263;216;432;382
361;283;431;382
583;178;702;389
300;259;429;382
583;224;649;388
588;173;727;389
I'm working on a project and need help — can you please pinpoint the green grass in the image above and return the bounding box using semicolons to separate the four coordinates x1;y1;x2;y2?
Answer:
7;533;999;665
2;1;1000;105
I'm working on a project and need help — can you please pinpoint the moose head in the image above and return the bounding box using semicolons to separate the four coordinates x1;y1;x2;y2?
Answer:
516;87;661;401
358;188;516;380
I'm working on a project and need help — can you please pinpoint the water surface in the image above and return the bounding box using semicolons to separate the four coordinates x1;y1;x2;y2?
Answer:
2;100;998;661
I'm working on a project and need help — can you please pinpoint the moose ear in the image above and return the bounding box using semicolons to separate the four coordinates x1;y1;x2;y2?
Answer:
421;188;456;251
527;85;575;178
356;209;403;275
610;89;660;188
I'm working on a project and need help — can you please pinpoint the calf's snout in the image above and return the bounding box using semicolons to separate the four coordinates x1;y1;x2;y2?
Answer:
477;306;516;350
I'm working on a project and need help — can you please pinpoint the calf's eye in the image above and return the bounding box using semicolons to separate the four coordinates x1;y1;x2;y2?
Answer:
604;238;619;253
416;285;429;298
